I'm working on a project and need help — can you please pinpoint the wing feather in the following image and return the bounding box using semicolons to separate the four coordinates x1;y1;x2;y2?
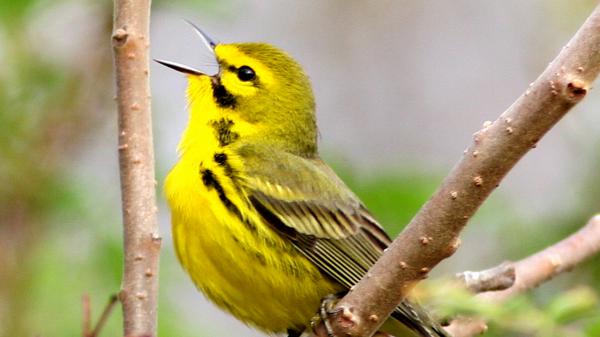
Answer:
234;145;447;337
247;187;389;290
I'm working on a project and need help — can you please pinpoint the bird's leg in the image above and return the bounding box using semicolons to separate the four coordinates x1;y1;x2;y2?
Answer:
321;294;340;337
309;293;345;337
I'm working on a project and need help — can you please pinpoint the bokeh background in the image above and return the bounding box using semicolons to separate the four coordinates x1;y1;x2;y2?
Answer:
1;1;599;336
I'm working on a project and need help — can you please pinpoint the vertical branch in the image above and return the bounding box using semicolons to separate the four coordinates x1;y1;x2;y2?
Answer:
112;1;161;337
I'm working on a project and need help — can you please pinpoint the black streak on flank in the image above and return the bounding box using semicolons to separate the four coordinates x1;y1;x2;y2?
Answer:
214;152;235;178
211;78;237;108
213;152;228;164
200;168;256;232
211;118;240;147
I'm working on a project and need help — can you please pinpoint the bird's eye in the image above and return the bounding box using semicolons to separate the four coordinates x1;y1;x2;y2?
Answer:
237;66;256;82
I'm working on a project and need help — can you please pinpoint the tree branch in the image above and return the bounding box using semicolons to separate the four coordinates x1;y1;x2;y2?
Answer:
444;317;488;337
311;4;600;336
446;215;600;337
112;1;161;336
482;215;600;302
456;262;516;293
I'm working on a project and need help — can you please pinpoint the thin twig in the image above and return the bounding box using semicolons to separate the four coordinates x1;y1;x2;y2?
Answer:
456;262;515;293
112;0;161;336
482;215;600;302
92;294;119;337
443;317;488;337
446;215;600;337
82;294;91;337
82;294;120;337
310;4;600;336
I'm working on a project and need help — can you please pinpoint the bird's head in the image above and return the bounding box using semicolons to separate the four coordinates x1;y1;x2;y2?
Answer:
157;23;318;157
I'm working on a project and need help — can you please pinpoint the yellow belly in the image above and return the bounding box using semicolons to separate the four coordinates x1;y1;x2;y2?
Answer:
165;158;341;332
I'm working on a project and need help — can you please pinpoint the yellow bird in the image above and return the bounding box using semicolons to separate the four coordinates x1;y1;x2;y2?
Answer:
159;23;447;337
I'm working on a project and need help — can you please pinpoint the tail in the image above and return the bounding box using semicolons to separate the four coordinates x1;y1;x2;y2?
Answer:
382;299;449;337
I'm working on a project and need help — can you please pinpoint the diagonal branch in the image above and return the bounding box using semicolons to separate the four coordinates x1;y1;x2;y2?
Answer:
311;4;600;337
446;215;600;337
112;1;161;336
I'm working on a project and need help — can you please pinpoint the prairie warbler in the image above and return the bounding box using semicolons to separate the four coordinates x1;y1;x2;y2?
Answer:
159;23;448;337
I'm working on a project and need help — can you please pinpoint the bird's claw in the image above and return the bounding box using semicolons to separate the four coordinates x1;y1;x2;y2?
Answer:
309;294;343;337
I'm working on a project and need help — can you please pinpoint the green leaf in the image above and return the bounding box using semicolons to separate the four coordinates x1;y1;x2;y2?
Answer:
546;286;599;324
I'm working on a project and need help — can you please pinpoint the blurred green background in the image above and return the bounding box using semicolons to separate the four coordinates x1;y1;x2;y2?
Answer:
0;1;599;336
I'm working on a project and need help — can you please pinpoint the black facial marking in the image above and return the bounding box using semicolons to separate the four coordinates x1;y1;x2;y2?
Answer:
200;168;256;232
211;78;237;108
210;118;240;147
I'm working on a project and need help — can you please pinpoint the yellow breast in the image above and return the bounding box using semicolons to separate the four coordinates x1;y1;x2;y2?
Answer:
163;99;340;331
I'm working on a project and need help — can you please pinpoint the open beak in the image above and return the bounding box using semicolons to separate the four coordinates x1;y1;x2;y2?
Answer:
154;20;218;76
184;19;217;51
154;59;205;76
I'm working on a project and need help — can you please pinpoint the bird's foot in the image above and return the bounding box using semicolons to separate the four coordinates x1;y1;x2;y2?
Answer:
309;294;343;337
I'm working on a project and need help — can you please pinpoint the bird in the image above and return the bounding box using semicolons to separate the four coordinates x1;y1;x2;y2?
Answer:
158;22;448;337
